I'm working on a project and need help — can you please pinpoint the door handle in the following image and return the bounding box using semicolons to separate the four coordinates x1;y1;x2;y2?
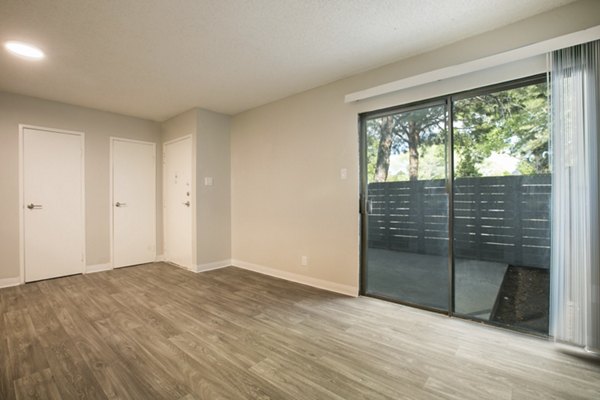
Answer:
27;203;43;210
115;202;127;207
359;194;372;215
183;201;191;207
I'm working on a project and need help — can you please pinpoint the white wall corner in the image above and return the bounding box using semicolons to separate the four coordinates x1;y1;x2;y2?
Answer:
231;259;359;297
85;263;112;274
194;259;233;273
0;276;21;289
155;254;165;262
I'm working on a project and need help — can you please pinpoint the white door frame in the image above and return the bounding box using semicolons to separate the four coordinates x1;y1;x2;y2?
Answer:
109;136;157;268
19;124;86;283
163;135;196;270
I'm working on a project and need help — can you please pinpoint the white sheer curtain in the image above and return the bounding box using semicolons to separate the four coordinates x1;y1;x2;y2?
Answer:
550;39;600;353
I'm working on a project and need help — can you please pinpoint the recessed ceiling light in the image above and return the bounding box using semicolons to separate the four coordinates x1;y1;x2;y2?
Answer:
4;41;45;60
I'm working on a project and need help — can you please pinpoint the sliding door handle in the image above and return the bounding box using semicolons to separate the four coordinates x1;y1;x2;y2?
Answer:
359;194;373;215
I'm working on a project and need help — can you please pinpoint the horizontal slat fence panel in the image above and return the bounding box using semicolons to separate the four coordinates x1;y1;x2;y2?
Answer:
367;174;551;268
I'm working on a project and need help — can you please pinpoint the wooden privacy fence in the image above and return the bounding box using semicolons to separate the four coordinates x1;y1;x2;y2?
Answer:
367;174;551;268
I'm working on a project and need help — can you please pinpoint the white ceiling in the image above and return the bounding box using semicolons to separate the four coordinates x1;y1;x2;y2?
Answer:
0;0;575;121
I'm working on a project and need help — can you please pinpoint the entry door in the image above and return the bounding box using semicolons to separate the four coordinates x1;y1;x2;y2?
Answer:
163;136;193;269
112;138;156;268
23;127;85;282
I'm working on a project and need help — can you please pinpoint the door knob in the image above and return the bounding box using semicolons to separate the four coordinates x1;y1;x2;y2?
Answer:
183;201;190;207
115;202;127;207
27;203;43;210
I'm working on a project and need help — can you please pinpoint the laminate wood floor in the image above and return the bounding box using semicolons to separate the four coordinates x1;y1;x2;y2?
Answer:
1;263;599;399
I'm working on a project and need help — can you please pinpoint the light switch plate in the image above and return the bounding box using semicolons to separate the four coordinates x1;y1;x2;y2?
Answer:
340;168;348;180
204;177;213;186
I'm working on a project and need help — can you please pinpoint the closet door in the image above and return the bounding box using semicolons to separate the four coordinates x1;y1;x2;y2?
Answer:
23;127;85;282
112;138;156;268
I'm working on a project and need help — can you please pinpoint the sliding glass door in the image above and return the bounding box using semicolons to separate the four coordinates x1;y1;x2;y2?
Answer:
362;101;449;311
361;75;550;334
452;79;550;333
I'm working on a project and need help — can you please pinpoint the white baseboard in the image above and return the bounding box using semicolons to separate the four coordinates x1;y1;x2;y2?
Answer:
194;259;233;273
0;276;21;289
231;259;358;297
85;263;112;274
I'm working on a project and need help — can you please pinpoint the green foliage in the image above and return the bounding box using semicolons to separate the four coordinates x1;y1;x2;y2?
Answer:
455;149;482;177
453;83;549;177
365;81;549;182
366;106;446;182
384;144;447;181
365;120;380;179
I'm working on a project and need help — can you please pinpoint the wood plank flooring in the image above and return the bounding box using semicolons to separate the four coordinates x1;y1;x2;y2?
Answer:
1;263;599;399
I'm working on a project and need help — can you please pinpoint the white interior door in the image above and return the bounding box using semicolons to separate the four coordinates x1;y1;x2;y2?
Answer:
23;127;85;282
112;138;156;268
163;136;193;269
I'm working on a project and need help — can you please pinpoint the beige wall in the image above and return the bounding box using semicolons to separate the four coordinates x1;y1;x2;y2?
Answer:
196;109;231;265
0;92;161;280
161;108;231;268
230;0;600;294
161;108;197;143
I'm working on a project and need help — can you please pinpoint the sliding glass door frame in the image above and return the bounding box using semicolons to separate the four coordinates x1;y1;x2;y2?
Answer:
359;96;451;315
359;73;549;333
446;98;456;317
